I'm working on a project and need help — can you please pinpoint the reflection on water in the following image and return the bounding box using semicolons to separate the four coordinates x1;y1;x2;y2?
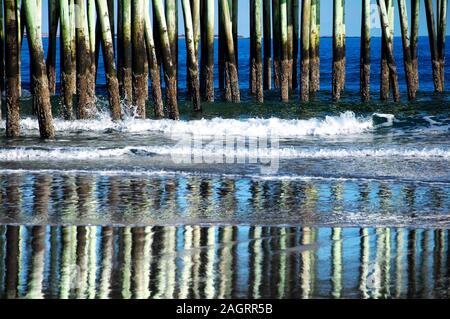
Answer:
0;172;449;227
0;224;449;299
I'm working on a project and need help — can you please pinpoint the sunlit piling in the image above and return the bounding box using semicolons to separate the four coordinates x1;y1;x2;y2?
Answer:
300;0;311;102
398;0;415;100
5;0;20;137
360;0;370;101
309;0;320;96
153;0;180;119
144;0;164;117
46;0;58;95
332;0;345;101
219;0;240;103
181;0;201;111
425;0;443;92
76;0;95;119
60;0;75;119
251;0;263;102
280;0;289;101
96;0;121;120
378;0;400;102
263;0;271;90
437;0;447;89
132;0;148;118
272;0;280;89
380;0;394;101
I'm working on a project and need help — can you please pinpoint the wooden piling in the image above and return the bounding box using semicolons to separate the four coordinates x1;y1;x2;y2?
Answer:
286;0;293;90
4;0;20;137
122;0;133;109
250;0;255;94
153;0;180;119
76;0;95;119
437;0;447;89
360;0;370;101
87;0;97;111
0;0;4;96
380;0;394;101
263;0;271;90
70;0;76;94
165;0;178;94
181;0;201;111
272;0;281;89
203;0;214;102
292;0;300;90
60;0;75;119
23;0;55;139
46;0;59;95
378;0;400;102
232;0;238;66
332;0;345;101
300;0;311;102
280;0;289;101
132;0;148;118
411;0;419;95
253;0;263;102
309;0;320;95
424;0;443;92
144;0;164;118
398;0;415;100
219;0;240;102
96;0;122;120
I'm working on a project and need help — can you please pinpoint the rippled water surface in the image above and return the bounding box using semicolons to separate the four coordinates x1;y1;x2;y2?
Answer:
0;37;449;299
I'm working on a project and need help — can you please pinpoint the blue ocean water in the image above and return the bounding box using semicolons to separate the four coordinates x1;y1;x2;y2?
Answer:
16;36;450;94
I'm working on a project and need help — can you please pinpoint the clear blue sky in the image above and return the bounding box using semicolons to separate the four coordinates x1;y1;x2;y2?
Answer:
40;0;449;37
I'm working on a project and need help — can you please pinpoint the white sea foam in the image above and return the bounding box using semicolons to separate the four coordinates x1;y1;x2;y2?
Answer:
1;145;449;161
0;111;379;137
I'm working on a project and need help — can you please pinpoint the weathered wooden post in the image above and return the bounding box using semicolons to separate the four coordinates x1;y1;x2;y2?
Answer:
380;0;394;101
310;0;320;95
0;0;4;96
87;0;96;109
219;0;240;102
287;0;293;89
96;0;122;120
4;0;20;137
76;0;95;119
70;0;76;94
181;0;201;111
253;0;263;102
280;0;289;101
46;0;59;95
377;0;400;102
165;0;178;93
23;0;55;139
122;0;133;109
232;0;238;66
272;0;281;89
424;0;443;92
332;0;345;101
250;0;255;94
411;0;419;95
153;0;180;119
132;0;148;118
360;0;370;101
203;0;214;102
398;0;415;100
300;0;311;102
263;0;271;90
60;0;75;119
144;0;164;118
292;0;299;90
437;0;447;89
